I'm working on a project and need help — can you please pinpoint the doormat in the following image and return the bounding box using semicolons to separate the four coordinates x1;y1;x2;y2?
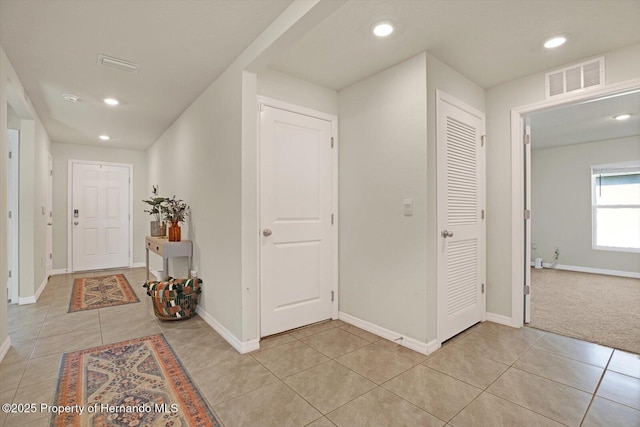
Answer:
69;274;139;312
51;334;220;427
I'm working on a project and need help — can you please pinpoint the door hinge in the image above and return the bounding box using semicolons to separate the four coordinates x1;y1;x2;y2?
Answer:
524;284;530;295
524;134;530;145
331;291;334;302
8;211;11;219
481;135;486;146
331;213;334;225
8;270;11;279
49;253;52;260
331;137;334;148
49;169;53;176
481;209;485;220
258;103;264;112
8;151;12;159
481;283;485;293
524;209;531;220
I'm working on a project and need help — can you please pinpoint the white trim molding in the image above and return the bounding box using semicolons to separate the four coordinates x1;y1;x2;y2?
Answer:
196;306;260;354
339;311;440;355
51;268;68;275
485;312;515;327
131;262;146;269
532;263;640;279
18;295;36;305
0;336;11;363
35;276;48;301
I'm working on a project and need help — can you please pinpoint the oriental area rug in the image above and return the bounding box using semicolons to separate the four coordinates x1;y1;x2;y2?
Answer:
51;334;220;427
68;274;139;312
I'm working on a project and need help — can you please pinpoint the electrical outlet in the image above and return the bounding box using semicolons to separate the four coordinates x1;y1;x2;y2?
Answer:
190;270;197;278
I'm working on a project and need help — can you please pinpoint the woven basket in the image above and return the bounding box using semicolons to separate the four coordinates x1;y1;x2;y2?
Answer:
143;277;202;320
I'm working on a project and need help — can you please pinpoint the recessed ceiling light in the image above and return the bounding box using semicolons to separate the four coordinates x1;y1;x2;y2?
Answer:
99;135;110;141
62;94;79;103
544;36;567;49
104;98;119;106
373;22;394;37
614;113;631;121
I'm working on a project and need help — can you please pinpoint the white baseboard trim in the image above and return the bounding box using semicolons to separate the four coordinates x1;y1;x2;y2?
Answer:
532;262;640;279
485;312;514;327
18;276;50;305
0;336;11;363
131;262;145;268
339;311;438;355
35;277;47;301
196;306;260;354
51;268;68;275
18;295;36;305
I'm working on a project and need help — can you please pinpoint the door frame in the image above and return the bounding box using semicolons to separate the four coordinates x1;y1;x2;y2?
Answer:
67;159;134;272
435;90;487;343
46;153;53;278
7;129;20;303
256;96;339;337
510;78;640;327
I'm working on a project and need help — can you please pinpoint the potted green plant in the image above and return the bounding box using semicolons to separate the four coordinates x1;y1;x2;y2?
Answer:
142;197;167;237
161;196;190;241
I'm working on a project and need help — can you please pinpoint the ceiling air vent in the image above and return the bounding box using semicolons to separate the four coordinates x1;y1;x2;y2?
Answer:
545;57;604;99
97;54;140;73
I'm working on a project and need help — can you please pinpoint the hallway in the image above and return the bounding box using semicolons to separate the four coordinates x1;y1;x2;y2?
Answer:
1;268;639;426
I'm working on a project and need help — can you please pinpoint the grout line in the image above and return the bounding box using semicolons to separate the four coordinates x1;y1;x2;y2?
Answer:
579;350;615;426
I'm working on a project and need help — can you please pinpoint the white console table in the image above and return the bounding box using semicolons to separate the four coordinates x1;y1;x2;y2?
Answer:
145;236;193;281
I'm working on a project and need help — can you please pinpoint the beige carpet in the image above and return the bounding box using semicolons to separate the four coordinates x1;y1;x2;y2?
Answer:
530;268;640;354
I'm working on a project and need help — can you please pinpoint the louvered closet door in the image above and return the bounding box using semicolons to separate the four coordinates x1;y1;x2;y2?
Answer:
436;91;486;343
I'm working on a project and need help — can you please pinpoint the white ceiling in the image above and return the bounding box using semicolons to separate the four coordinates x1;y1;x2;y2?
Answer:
0;0;292;150
529;90;640;150
271;0;640;90
1;0;640;151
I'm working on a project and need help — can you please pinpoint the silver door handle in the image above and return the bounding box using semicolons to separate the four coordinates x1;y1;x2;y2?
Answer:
263;229;272;237
441;230;454;238
74;221;79;225
47;223;52;226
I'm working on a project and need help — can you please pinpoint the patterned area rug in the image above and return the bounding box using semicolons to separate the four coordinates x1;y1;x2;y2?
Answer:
51;334;220;427
69;274;139;312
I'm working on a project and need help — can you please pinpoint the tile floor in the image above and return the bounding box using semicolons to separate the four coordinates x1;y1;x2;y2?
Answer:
1;268;639;426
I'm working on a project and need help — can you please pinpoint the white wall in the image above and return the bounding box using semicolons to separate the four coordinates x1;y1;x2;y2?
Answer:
338;53;429;342
51;142;148;270
1;45;52;358
257;68;338;115
486;43;640;319
532;136;640;273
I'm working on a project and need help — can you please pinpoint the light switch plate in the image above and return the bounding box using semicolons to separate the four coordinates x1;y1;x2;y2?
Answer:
403;199;413;216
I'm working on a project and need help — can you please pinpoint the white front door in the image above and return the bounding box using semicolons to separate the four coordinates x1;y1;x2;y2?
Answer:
7;129;19;303
71;162;130;271
259;102;335;337
436;91;486;342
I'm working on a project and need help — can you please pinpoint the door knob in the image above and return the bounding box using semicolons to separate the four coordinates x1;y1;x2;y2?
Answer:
263;229;272;237
74;221;79;225
441;230;454;238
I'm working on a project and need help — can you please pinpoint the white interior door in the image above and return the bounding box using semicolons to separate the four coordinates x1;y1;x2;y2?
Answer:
437;91;486;343
71;162;130;271
260;102;335;337
46;154;53;277
7;129;19;303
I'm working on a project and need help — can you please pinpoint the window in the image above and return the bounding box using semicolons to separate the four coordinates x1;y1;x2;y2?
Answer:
591;162;640;252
